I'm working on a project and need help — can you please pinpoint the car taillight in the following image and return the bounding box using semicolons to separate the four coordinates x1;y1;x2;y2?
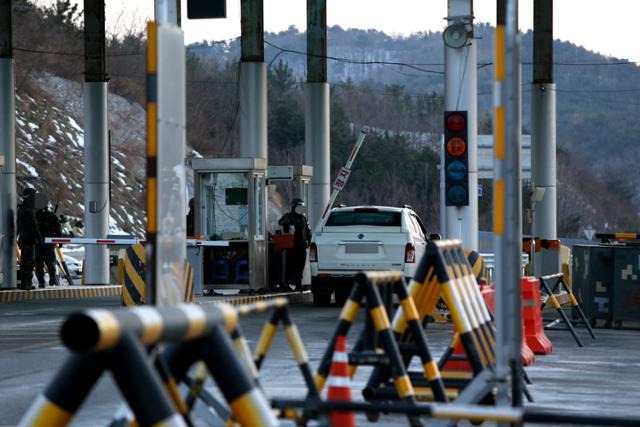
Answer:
405;243;416;263
309;243;318;262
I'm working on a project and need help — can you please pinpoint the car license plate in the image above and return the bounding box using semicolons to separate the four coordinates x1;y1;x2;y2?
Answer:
345;244;378;254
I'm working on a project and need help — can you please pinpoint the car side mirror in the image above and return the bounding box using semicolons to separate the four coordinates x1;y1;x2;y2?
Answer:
429;233;442;240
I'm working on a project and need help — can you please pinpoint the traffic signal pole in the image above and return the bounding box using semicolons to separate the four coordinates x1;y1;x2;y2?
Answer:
444;0;478;251
305;0;330;230
83;0;110;286
0;0;16;288
531;0;557;265
239;0;267;160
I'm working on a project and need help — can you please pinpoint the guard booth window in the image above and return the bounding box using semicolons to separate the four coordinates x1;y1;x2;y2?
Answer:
200;172;249;240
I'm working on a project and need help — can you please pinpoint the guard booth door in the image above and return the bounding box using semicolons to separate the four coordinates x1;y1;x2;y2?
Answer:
194;158;267;292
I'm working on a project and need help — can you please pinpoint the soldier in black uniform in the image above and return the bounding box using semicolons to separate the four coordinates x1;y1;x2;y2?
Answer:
17;188;42;290
278;198;311;290
35;205;62;287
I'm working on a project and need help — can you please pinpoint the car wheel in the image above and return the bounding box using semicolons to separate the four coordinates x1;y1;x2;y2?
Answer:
312;290;332;307
335;283;353;307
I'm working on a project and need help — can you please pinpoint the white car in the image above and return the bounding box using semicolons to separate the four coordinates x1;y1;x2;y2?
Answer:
309;205;431;306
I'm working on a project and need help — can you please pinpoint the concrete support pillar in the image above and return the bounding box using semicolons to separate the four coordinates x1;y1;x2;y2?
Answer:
444;0;478;250
0;59;15;288
305;0;328;229
0;1;16;289
83;82;109;285
239;62;267;159
83;0;109;285
532;0;557;264
531;84;556;240
155;0;180;26
239;0;267;160
305;83;329;229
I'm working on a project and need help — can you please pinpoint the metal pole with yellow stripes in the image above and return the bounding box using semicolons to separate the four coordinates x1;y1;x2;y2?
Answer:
494;0;523;410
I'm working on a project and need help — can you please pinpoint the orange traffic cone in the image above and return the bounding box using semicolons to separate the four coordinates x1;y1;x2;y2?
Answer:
327;335;356;427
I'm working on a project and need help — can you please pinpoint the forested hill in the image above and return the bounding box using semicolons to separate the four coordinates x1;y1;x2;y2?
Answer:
190;24;640;185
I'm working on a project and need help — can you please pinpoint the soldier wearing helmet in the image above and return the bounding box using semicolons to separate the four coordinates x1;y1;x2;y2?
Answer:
278;198;311;290
17;188;42;290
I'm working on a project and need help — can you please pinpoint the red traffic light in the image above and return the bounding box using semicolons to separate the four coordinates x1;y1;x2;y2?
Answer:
446;137;466;157
446;112;466;133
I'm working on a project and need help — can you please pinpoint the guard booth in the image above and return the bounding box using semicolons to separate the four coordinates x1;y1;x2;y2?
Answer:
193;158;267;293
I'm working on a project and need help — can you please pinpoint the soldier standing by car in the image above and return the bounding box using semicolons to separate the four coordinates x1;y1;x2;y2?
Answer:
278;198;311;291
35;204;62;287
17;188;42;290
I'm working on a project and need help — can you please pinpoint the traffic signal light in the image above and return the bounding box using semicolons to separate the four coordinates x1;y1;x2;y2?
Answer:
444;111;469;206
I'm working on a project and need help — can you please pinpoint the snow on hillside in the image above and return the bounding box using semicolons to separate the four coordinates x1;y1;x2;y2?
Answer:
18;73;147;235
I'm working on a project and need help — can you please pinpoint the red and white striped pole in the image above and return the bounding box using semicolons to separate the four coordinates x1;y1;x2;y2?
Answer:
327;335;356;427
319;130;367;222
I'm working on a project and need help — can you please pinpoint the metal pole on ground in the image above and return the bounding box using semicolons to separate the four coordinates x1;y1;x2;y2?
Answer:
305;0;329;230
494;0;523;411
531;0;557;275
83;0;109;286
0;0;16;288
444;0;478;250
239;0;267;160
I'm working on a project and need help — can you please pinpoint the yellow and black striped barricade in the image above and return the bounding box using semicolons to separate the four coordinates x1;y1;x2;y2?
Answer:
315;271;427;426
54;244;75;286
122;243;146;306
540;272;596;347
369;240;498;410
176;298;320;425
19;303;279;427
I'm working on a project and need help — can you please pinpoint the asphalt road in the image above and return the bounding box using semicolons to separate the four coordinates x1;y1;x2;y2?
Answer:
1;298;639;426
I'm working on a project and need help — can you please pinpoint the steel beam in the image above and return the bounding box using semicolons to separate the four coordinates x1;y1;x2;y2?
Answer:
0;0;15;288
83;1;109;285
444;0;478;250
305;0;329;229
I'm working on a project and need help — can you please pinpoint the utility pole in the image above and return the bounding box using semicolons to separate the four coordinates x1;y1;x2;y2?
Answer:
305;0;329;230
444;0;478;250
494;0;523;412
83;0;109;286
239;0;267;160
0;0;16;288
532;0;557;273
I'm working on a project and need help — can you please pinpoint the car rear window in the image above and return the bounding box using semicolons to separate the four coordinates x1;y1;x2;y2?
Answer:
325;211;401;227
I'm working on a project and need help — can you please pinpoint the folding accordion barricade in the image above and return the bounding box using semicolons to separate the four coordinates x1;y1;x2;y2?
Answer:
540;272;596;347
176;298;320;425
19;303;279;427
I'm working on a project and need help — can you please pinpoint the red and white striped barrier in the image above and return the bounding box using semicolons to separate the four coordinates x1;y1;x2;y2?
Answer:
44;237;230;247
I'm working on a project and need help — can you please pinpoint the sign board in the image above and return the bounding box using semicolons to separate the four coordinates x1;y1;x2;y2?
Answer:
477;185;483;197
332;167;351;192
584;227;596;241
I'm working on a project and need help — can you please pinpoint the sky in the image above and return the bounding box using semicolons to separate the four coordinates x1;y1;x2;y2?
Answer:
50;0;640;61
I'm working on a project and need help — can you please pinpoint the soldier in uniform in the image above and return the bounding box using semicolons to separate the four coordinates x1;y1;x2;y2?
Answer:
186;198;195;236
36;204;62;287
278;198;311;290
17;188;42;290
